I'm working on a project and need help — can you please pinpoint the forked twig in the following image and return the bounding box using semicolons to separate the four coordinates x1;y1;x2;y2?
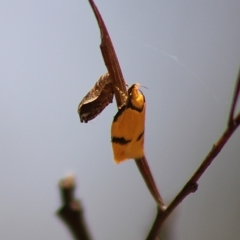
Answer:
86;1;240;239
147;68;240;239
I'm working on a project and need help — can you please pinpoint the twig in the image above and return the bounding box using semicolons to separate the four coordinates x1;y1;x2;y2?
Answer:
228;68;240;126
88;0;127;107
135;157;165;210
57;175;92;240
146;69;240;239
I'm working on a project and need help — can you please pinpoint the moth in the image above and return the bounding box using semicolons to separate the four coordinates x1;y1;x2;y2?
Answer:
78;73;114;123
111;84;145;163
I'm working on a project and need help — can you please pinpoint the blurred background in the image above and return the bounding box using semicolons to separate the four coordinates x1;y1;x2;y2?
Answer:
1;0;240;239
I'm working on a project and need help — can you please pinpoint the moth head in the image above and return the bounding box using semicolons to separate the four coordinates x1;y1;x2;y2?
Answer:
128;84;145;109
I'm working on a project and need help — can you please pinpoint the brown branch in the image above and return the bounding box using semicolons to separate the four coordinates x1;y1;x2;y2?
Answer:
57;176;92;240
228;68;240;126
88;0;127;108
135;157;165;210
146;70;240;239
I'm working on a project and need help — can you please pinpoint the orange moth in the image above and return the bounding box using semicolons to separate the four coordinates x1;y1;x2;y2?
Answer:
111;84;145;163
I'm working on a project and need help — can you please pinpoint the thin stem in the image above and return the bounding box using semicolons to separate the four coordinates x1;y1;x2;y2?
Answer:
135;157;165;210
147;108;240;239
228;68;240;126
88;0;127;107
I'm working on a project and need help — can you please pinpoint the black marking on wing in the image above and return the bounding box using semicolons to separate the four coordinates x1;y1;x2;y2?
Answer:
111;137;131;145
126;87;145;112
136;131;144;141
113;93;145;122
127;84;136;94
127;99;145;112
113;105;126;122
113;84;145;123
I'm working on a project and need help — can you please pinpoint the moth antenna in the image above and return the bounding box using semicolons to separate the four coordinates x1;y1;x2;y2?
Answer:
136;83;148;90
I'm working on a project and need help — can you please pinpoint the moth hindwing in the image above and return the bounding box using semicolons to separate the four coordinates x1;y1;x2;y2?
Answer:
78;73;114;123
111;84;146;163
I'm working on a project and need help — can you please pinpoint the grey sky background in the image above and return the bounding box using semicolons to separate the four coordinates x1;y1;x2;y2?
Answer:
1;1;240;239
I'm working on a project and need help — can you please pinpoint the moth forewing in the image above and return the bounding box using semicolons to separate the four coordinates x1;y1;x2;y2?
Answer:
111;84;146;163
78;73;114;123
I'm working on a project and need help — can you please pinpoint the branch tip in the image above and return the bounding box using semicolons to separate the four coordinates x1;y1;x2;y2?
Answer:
228;68;240;126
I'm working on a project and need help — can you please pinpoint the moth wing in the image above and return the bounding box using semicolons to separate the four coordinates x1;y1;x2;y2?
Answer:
127;104;145;159
111;103;145;163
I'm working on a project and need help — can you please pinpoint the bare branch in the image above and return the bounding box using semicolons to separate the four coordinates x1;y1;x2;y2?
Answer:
135;157;165;210
147;73;240;238
88;0;127;107
57;176;92;240
228;68;240;126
